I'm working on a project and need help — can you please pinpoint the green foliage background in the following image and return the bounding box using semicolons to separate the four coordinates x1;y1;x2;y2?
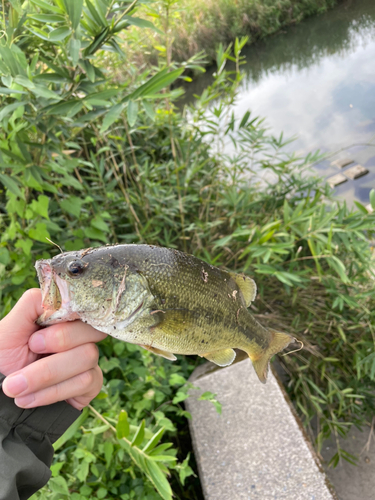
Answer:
1;0;375;498
123;0;341;65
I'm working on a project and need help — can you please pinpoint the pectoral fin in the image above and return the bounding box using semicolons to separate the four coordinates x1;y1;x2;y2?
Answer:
150;308;197;335
140;345;177;361
203;348;236;367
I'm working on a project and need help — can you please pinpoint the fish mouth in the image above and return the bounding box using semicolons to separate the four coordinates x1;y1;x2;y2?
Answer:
35;260;77;325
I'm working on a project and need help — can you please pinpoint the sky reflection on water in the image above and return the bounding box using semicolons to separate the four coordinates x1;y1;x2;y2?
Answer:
232;0;375;155
183;0;375;157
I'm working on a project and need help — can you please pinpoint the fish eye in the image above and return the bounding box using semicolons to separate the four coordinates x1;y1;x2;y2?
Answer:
67;260;86;278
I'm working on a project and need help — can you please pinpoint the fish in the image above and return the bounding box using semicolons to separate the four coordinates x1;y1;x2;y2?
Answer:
35;244;295;383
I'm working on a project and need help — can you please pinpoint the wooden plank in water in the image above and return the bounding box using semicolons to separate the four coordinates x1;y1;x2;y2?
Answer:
327;173;347;187
330;158;354;169
344;164;369;180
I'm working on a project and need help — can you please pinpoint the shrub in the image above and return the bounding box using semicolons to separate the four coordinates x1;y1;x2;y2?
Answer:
123;0;341;65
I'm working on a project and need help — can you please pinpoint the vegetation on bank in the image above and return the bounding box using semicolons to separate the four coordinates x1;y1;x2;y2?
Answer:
127;0;342;65
1;1;375;499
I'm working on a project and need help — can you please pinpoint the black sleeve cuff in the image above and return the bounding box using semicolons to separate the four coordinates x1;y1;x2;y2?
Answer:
0;372;81;500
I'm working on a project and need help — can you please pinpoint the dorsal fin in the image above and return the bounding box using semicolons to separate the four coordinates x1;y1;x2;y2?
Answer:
229;272;257;307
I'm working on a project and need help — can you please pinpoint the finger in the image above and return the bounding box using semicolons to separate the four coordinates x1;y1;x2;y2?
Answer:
3;343;100;398
1;289;42;342
29;321;107;354
14;366;103;409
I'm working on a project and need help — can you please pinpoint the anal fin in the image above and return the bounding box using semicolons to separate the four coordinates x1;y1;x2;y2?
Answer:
140;345;177;361
203;348;236;367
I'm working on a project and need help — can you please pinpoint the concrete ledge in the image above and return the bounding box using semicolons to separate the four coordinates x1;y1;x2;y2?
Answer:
186;358;337;500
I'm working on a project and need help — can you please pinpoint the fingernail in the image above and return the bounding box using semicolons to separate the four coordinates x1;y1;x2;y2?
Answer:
15;393;35;408
4;373;28;396
29;332;46;352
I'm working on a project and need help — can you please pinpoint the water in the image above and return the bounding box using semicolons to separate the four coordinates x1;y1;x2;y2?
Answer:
183;0;375;204
184;0;375;155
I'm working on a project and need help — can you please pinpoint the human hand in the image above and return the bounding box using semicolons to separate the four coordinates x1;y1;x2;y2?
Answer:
0;288;107;410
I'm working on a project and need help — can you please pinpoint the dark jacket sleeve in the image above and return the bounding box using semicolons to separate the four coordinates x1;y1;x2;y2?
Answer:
0;373;81;500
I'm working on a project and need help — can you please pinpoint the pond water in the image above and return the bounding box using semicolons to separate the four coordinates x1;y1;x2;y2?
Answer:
183;0;375;204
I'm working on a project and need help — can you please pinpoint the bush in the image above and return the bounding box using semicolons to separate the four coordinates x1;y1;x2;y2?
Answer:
123;0;341;66
1;1;375;499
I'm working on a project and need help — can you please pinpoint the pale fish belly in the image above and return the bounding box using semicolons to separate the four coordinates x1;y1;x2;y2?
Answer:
103;313;244;357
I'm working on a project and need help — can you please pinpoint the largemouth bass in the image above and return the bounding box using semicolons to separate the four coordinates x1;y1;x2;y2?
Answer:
35;244;294;383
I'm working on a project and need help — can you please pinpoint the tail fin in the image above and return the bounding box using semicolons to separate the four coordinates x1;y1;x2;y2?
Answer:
250;330;295;384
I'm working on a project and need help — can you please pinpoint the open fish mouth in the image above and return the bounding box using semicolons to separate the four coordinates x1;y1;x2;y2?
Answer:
35;260;77;325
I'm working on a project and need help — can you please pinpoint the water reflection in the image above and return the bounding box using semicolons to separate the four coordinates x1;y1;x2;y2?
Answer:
183;0;375;156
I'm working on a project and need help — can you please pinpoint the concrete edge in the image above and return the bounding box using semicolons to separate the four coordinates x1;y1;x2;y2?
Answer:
187;355;339;500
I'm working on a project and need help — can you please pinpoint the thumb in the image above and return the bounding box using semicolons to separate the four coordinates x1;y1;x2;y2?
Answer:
1;289;43;343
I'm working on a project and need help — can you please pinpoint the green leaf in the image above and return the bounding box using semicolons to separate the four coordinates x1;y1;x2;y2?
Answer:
30;0;62;13
44;99;83;116
15;239;33;256
169;373;186;386
0;45;20;76
83;26;109;56
149;443;173;456
85;0;107;28
48;476;69;495
84;226;107;242
28;222;51;242
198;391;222;414
142;100;156;121
63;0;83;30
0;87;26;95
103;441;114;468
0;173;22;197
14;75;35;89
0;247;10;266
116;16;163;35
127;100;138;126
178;453;195;486
50;461;64;478
53;407;89;451
116;410;130;439
370;189;375;210
78;59;95;82
239;110;251;128
143;427;165;453
0;101;26;121
354;201;368;214
91;216;109;232
131;420;145;447
100;103;125;133
97;487;107;499
172;391;189;404
70;38;81;67
28;14;66;23
49;27;71;41
60;196;84;217
144;459;173;500
32;84;62;100
148;454;177;462
128;68;184;100
30;195;50;219
26;26;50;41
328;256;349;284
